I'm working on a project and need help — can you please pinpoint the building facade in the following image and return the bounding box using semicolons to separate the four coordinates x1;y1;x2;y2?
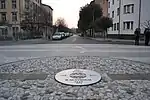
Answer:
41;4;53;39
108;0;150;36
95;0;108;17
0;0;41;40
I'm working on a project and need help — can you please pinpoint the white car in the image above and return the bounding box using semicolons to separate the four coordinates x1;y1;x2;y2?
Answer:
52;33;62;40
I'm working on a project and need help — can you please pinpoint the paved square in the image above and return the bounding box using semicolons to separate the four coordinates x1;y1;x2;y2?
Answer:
0;56;150;100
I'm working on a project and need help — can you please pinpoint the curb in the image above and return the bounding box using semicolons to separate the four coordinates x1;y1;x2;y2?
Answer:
85;37;146;46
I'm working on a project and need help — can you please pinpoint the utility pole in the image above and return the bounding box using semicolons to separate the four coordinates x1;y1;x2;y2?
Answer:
118;0;121;39
92;8;95;38
138;0;141;29
19;0;22;39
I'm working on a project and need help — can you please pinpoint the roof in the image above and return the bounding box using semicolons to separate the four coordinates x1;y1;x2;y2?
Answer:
41;4;53;10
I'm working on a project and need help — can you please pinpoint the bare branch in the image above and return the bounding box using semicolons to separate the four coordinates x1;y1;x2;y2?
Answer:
142;20;150;28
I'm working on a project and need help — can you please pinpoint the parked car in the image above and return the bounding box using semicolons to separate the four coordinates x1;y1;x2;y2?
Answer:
59;32;66;38
64;32;70;37
66;33;70;37
70;33;73;36
63;33;67;37
52;32;62;40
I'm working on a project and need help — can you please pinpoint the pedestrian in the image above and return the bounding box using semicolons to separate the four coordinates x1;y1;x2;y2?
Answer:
144;28;150;46
134;28;140;45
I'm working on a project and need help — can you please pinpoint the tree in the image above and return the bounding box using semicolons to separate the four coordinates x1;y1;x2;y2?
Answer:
78;1;103;35
20;8;37;32
142;20;150;28
20;3;52;38
95;17;113;31
55;18;70;32
55;18;67;27
95;16;113;38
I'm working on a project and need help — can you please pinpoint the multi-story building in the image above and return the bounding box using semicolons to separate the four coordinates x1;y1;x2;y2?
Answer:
95;0;108;17
40;4;53;39
108;0;150;38
0;0;41;40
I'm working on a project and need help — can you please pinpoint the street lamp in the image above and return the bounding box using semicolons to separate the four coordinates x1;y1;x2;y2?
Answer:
138;0;142;29
92;8;95;38
118;0;121;39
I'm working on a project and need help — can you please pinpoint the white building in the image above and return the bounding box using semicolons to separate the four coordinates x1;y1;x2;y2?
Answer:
108;0;150;37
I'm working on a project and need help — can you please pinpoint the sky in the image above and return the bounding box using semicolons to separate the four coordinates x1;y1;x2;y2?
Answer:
42;0;92;28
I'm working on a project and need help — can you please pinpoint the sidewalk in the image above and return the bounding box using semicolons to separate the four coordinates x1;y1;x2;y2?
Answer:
0;39;50;46
86;37;146;45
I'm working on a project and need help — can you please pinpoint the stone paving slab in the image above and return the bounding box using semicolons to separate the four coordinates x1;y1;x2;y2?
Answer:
0;73;48;80
0;56;150;100
108;73;150;81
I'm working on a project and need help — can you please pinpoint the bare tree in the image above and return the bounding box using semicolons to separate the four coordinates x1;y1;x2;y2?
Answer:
55;18;67;27
20;4;38;32
142;20;150;28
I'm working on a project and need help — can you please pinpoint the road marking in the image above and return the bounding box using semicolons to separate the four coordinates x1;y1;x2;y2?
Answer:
73;46;87;53
0;49;149;53
0;44;150;49
80;51;85;53
72;38;76;42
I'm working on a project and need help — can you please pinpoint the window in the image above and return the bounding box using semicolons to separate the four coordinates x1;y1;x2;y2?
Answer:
12;27;18;36
131;21;133;30
131;4;134;13
112;24;113;31
114;23;116;31
112;11;114;18
12;12;17;21
108;13;110;17
117;8;120;16
2;28;8;35
0;0;6;9
123;21;134;30
127;5;130;13
117;23;119;30
108;2;110;8
124;4;134;14
1;13;6;21
12;0;17;9
112;0;114;5
25;0;29;9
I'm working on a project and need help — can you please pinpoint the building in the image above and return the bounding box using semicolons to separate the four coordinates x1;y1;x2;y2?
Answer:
40;4;53;39
0;0;41;40
95;0;108;17
108;0;150;38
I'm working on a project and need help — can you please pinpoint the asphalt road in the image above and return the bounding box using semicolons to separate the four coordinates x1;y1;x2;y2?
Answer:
0;35;150;65
51;35;100;44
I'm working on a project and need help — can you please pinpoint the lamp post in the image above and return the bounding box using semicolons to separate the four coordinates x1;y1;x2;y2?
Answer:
92;8;95;38
118;0;121;39
138;0;142;29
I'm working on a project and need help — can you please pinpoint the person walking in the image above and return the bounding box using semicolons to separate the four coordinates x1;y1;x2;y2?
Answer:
144;28;150;46
134;28;140;45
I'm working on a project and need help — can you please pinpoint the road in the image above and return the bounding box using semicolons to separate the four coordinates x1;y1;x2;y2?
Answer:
0;35;150;64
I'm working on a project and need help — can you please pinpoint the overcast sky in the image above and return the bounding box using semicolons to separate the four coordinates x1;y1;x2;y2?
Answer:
42;0;92;28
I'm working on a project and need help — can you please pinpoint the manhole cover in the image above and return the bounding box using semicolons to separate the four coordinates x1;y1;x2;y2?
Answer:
55;69;101;86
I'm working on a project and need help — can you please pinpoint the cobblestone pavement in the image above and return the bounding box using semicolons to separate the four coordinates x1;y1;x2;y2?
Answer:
0;56;150;100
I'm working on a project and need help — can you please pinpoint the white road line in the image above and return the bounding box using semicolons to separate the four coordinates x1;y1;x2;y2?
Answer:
72;38;76;42
0;49;149;53
0;44;150;49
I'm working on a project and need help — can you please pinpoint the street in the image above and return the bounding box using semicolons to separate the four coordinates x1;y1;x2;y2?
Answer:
0;35;150;65
0;35;150;100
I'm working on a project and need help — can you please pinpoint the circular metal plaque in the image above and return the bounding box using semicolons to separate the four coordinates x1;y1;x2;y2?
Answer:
55;69;101;86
